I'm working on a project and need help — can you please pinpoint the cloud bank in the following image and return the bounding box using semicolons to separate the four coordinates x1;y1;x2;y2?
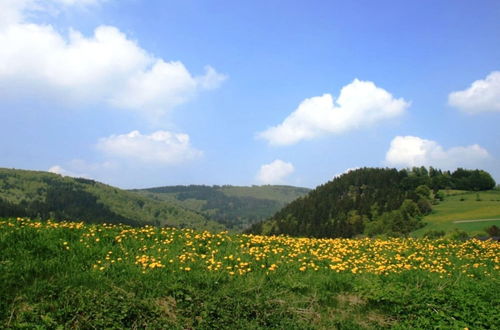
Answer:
448;71;500;114
0;0;226;119
97;130;202;165
258;79;409;146
256;160;295;184
385;136;491;169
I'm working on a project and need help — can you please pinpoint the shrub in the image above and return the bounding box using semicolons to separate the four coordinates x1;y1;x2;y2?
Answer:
423;230;445;239
445;229;469;241
485;225;500;237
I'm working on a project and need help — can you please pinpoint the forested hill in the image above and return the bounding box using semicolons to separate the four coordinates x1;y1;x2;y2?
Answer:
130;185;311;231
246;167;496;238
0;168;223;231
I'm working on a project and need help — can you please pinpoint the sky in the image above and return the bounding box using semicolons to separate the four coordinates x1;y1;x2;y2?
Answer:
0;0;499;189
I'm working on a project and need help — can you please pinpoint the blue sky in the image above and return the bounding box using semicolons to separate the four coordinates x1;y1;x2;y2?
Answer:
1;0;499;188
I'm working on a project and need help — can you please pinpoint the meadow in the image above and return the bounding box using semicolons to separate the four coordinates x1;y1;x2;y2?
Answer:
1;217;499;329
414;189;500;237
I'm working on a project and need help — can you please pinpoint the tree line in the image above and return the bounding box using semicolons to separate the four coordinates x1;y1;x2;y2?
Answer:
246;167;496;238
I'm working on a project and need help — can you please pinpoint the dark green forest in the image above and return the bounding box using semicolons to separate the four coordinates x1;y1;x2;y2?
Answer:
246;167;496;238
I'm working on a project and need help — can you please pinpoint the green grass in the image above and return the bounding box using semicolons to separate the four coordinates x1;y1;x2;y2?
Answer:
414;190;500;237
1;218;498;329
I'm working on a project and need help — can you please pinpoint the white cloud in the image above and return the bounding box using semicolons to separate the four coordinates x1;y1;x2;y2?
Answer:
48;164;88;178
48;165;69;175
333;167;360;179
0;1;28;27
448;71;500;113
97;130;202;165
109;62;225;118
258;79;409;146
0;1;226;118
256;160;295;184
385;136;491;169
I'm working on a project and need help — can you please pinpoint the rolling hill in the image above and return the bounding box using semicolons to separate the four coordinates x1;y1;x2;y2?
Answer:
130;185;311;231
0;168;223;231
3;166;497;237
246;167;497;238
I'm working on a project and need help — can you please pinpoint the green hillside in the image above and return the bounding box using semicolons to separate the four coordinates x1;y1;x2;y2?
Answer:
0;168;223;231
414;189;500;237
220;185;310;204
247;167;497;238
131;185;310;231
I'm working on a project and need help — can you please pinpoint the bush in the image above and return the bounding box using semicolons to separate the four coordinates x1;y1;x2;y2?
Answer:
423;230;445;239
445;229;469;241
434;191;445;202
417;198;432;215
485;225;500;237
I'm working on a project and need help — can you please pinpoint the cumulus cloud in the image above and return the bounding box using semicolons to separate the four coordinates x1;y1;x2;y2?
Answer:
385;136;491;169
48;164;88;177
96;130;202;165
448;71;500;113
256;160;295;184
258;79;409;146
0;0;28;27
0;0;226;118
48;165;70;176
109;62;225;118
333;167;360;179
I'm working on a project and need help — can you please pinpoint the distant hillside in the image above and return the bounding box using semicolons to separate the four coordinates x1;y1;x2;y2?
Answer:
0;168;223;231
413;189;500;237
130;185;310;231
246;167;496;238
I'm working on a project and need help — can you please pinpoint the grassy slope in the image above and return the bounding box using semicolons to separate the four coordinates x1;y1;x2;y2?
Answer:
133;190;208;213
414;190;500;237
0;168;223;231
219;185;310;204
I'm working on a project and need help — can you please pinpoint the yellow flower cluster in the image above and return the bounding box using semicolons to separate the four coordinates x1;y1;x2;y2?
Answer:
135;254;165;270
1;218;499;278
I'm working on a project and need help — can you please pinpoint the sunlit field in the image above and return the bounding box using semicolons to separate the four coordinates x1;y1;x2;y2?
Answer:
414;189;500;237
1;218;499;329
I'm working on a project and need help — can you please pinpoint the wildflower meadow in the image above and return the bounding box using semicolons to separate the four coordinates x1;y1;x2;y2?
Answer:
1;218;498;328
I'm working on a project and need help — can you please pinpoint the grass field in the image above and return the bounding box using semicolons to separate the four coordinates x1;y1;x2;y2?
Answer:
414;190;500;237
1;218;498;329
